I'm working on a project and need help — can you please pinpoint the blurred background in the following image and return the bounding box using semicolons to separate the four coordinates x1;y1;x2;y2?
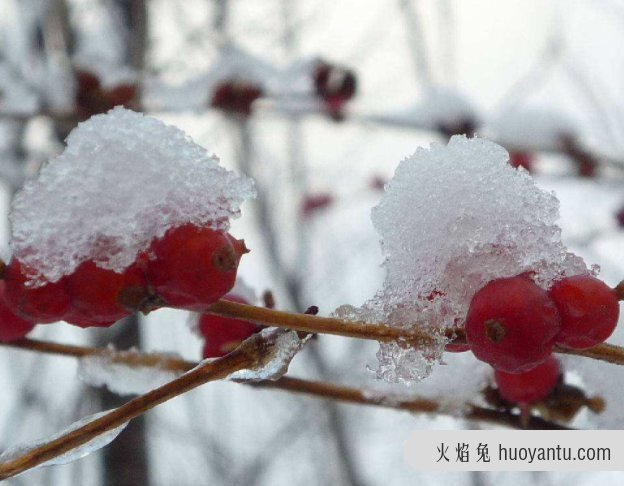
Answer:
1;0;624;484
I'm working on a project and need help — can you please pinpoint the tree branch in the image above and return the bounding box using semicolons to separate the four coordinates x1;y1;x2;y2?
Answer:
0;334;277;480
206;299;441;345
1;338;573;440
205;300;624;366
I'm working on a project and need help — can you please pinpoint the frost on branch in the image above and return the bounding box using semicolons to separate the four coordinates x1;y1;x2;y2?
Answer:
0;410;127;472
9;107;255;284
337;136;590;383
78;347;184;396
227;328;309;382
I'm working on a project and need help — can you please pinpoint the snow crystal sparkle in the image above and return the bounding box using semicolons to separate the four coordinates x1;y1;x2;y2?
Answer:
338;135;590;384
9;107;255;284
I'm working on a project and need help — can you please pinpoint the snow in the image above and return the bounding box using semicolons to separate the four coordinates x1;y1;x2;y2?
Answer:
0;410;127;472
227;328;309;382
144;45;278;111
9;107;256;285
375;87;477;130
488;107;580;150
78;347;184;396
359;351;492;413
337;135;591;383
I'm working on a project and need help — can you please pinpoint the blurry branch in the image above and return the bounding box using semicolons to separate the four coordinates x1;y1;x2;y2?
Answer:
0;332;277;480
437;0;456;85
398;0;432;87
349;110;624;171
5;337;192;371
1;338;573;432
2;104;624;171
0;109;77;123
254;377;572;430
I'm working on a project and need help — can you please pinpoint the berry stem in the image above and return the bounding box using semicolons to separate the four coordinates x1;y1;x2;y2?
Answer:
554;343;624;365
0;338;572;433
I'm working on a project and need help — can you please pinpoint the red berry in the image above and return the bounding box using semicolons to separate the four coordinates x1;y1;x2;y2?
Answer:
549;275;620;349
465;275;561;373
3;259;71;323
65;261;147;327
509;151;533;172
495;356;561;404
106;84;136;107
616;205;624;228
199;295;261;358
75;70;136;120
0;281;36;341
146;225;245;311
210;80;263;116
313;61;357;121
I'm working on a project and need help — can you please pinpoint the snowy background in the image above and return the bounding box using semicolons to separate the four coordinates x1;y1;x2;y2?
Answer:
1;0;624;485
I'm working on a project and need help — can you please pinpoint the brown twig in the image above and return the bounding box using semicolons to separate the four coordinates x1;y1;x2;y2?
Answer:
554;343;624;366
206;299;441;345
0;333;278;480
256;377;572;430
207;301;624;367
5;338;194;372
2;338;572;436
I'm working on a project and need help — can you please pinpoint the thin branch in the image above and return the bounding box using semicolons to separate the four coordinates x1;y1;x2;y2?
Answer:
9;316;624;368
398;0;432;87
554;343;624;366
206;301;624;366
0;334;277;480
2;338;573;433
5;338;194;372
256;377;571;430
206;299;441;345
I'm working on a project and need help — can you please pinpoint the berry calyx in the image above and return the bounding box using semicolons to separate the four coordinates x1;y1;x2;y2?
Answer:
548;275;620;349
0;281;36;341
465;275;561;373
199;295;261;358
65;261;147;327
495;356;561;404
146;225;245;311
3;258;71;323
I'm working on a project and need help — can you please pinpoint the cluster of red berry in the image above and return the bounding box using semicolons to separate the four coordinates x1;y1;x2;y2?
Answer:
75;71;136;121
210;80;264;116
463;273;620;404
0;224;247;341
197;294;262;359
313;61;357;121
